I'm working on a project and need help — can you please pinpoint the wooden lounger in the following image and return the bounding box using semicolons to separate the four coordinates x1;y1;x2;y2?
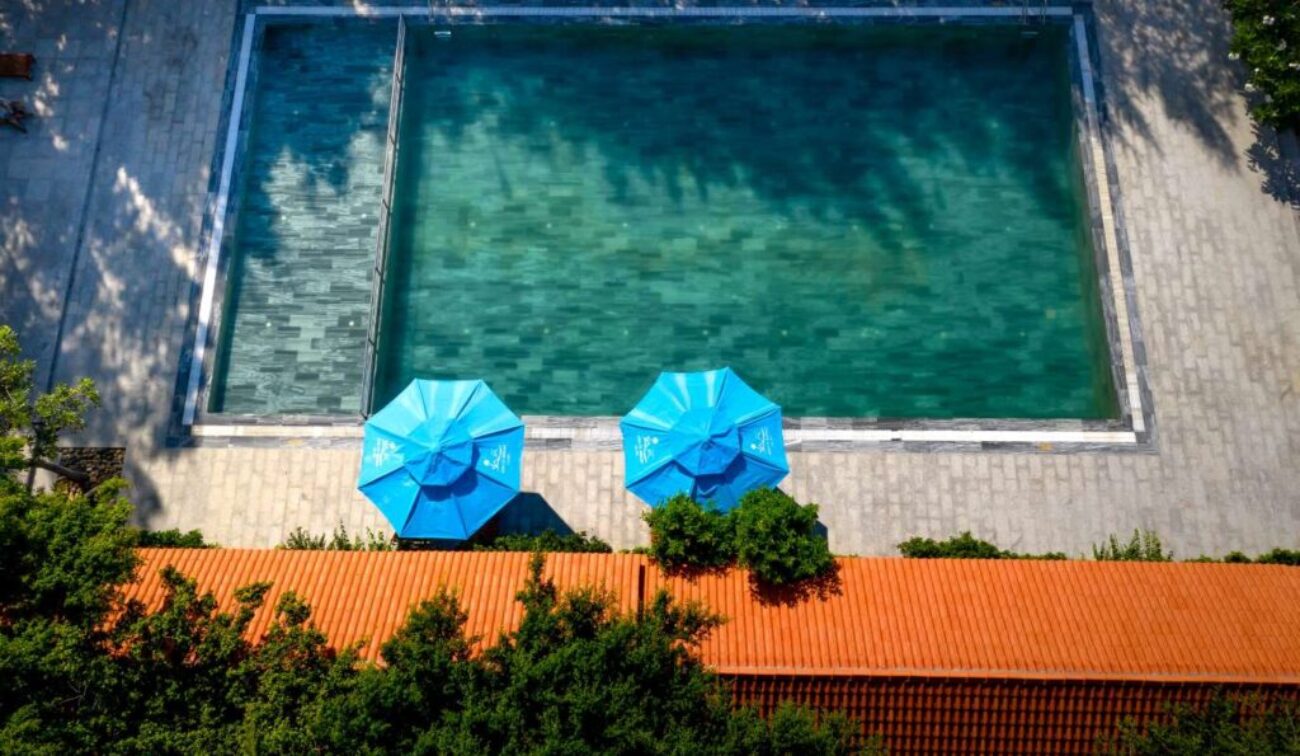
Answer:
0;53;35;80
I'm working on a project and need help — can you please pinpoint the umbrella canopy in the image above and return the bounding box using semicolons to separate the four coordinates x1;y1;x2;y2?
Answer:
358;379;524;540
620;367;788;510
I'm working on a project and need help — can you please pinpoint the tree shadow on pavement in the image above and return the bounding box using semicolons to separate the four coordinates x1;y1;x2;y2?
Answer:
1095;0;1299;204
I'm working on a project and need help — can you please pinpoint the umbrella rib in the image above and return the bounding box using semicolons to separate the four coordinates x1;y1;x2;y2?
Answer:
731;404;780;426
416;380;432;423
737;451;788;474
397;480;422;537
625;453;677;486
453;380;482;424
452;491;470;541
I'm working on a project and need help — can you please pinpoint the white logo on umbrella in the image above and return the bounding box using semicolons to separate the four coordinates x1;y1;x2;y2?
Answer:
749;427;774;456
481;444;511;472
370;437;401;468
635;435;660;465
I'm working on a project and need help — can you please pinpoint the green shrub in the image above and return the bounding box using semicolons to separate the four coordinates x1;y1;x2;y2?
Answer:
1;324;866;752
279;524;393;551
897;532;1067;560
1202;548;1300;565
134;528;210;548
898;532;1004;559
1255;548;1300;566
726;702;881;755
1223;0;1300;129
1104;694;1300;754
900;531;1296;566
471;529;612;553
643;493;736;571
732;488;834;587
1092;529;1172;562
281;527;326;550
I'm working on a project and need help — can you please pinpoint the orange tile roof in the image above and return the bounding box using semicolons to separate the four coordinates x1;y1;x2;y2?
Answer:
124;550;1300;683
649;558;1300;684
728;675;1298;754
126;549;643;662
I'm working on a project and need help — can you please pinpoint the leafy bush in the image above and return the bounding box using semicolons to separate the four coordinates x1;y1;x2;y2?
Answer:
732;488;834;587
1194;548;1300;565
280;524;393;551
1223;0;1300;129
898;532;1003;559
1255;548;1300;566
1092;529;1172;562
1104;694;1300;754
644;493;736;571
1;502;867;753
726;702;879;755
1;324;100;492
0;324;867;752
643;491;835;587
897;532;1067;560
471;529;613;553
134;528;210;548
902;531;1297;566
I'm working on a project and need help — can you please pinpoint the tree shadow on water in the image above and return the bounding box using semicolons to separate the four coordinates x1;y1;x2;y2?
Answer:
404;24;1084;253
210;20;396;414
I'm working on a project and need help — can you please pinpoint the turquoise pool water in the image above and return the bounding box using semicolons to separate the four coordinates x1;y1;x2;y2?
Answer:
374;24;1116;419
211;21;394;414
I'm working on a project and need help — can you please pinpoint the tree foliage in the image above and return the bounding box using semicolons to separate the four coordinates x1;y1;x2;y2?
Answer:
897;532;1067;560
902;530;1298;566
1093;529;1173;562
643;490;836;587
0;324;866;752
1104;693;1300;754
279;523;395;551
644;494;736;571
1;324;101;490
731;489;835;587
470;528;613;554
1223;0;1300;128
135;528;211;548
1;515;868;753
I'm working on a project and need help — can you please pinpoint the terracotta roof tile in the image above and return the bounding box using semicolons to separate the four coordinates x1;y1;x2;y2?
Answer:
126;549;643;663
649;558;1300;683
124;550;1300;683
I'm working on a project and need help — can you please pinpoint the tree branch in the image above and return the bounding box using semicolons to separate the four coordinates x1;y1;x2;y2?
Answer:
29;457;92;493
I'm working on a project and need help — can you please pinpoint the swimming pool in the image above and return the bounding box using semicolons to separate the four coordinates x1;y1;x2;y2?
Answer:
209;19;1120;422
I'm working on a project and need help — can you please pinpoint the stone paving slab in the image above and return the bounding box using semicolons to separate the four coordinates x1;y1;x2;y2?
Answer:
0;0;1296;555
0;0;126;391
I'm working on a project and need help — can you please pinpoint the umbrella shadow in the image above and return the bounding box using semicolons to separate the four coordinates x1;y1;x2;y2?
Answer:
480;492;577;539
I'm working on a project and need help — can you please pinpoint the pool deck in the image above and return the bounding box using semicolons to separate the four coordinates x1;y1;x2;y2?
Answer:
1;0;1297;555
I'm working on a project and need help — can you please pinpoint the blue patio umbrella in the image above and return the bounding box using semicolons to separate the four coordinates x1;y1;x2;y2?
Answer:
358;379;524;540
620;367;788;510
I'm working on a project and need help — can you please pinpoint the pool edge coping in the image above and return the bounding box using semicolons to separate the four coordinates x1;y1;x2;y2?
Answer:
177;2;1155;454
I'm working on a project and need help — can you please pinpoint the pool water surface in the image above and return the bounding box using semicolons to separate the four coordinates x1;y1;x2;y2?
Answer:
374;24;1116;418
213;21;1118;420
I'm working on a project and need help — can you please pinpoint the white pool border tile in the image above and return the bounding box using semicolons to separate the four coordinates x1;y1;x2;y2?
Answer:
184;4;1148;451
253;5;1073;19
183;12;256;426
191;418;1139;447
1073;13;1146;435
